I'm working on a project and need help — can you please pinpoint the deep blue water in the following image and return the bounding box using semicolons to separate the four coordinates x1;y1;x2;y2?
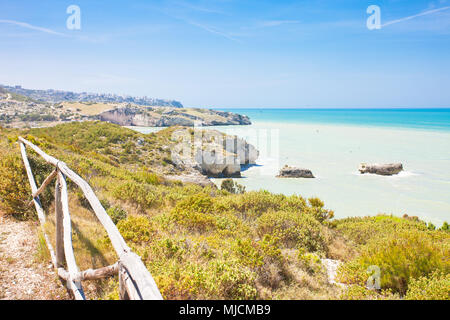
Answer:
216;108;450;131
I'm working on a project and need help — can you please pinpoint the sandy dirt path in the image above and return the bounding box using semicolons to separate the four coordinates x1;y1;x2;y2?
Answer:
0;215;67;300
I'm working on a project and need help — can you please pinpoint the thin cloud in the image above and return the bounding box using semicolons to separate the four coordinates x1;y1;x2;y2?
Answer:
382;6;450;27
259;20;300;28
173;1;226;15
186;20;241;42
0;19;68;36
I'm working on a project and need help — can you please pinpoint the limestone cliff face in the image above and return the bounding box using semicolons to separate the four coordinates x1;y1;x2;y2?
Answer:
98;106;251;127
170;128;258;178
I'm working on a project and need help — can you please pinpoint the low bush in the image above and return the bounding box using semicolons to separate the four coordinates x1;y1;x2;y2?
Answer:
170;194;217;233
334;215;428;245
112;182;160;211
221;179;246;194
0;148;54;220
116;216;156;243
106;206;127;224
337;229;449;294
405;271;450;300
257;210;327;253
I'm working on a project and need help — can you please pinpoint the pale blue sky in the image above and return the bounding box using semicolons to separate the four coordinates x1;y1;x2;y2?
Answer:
0;0;449;108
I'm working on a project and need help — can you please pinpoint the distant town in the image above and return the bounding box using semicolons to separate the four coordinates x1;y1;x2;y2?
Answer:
1;84;184;108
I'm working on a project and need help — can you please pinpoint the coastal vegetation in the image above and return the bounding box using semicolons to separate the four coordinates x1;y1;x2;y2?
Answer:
0;122;448;300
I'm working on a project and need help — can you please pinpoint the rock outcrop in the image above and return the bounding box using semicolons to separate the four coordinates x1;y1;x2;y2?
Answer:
99;106;251;127
276;165;315;178
171;128;258;178
358;163;403;176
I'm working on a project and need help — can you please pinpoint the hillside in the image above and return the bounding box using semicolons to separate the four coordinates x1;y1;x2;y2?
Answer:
0;88;251;129
0;122;448;300
98;105;251;127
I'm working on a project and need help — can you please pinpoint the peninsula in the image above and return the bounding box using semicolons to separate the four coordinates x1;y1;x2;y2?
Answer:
0;85;251;128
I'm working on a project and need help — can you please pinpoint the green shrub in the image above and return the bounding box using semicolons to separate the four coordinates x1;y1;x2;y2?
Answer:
112;182;160;211
308;197;334;222
257;210;327;252
208;260;257;299
173;193;214;214
405;271;450;300
298;249;323;274
338;230;449;294
221;179;246;194
0;153;33;219
170;194;217;233
0;150;53;220
117;216;155;243
339;285;399;300
215;191;307;219
133;170;161;185
106;206;127;224
334;215;428;245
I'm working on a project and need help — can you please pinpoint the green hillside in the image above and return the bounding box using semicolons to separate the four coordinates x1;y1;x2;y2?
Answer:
0;122;448;300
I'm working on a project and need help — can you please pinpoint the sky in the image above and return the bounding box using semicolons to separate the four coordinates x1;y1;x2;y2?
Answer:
0;0;449;108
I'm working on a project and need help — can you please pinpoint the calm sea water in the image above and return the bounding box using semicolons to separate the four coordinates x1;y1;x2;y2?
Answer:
222;108;450;131
133;108;450;225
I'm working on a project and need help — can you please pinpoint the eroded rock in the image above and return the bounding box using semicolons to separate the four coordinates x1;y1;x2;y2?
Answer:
171;128;258;178
358;163;403;176
276;165;315;178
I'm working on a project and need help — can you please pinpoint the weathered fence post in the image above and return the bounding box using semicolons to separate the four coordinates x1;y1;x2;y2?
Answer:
119;263;130;300
55;175;65;268
18;137;163;300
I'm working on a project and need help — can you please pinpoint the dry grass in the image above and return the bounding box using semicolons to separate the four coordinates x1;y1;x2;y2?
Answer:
61;102;116;116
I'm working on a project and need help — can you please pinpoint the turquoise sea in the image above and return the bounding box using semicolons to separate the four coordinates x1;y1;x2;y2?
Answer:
133;108;450;226
222;108;450;131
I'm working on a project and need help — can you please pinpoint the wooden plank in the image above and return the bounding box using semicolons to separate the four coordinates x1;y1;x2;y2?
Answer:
19;137;164;300
58;172;85;300
19;142;47;224
57;268;70;281
19;137;131;257
122;269;141;300
118;263;141;300
18;137;59;166
28;169;57;206
19;142;57;267
120;252;163;300
55;176;65;268
119;264;130;300
79;263;119;281
57;162;131;257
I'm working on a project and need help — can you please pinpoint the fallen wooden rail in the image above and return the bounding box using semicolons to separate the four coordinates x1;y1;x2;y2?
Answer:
18;137;163;300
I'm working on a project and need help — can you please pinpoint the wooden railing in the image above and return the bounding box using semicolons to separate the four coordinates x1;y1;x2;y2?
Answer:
18;137;163;300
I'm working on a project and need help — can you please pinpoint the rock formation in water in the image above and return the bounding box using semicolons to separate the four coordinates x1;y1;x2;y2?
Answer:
276;165;315;178
358;163;403;176
171;128;258;178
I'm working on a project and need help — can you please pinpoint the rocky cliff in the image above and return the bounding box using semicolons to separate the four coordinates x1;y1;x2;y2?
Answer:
98;106;251;127
170;128;258;178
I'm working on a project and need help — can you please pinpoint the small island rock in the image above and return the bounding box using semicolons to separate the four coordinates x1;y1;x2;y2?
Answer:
276;165;315;178
359;163;403;176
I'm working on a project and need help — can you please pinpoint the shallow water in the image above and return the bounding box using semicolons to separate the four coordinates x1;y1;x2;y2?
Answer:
131;109;450;226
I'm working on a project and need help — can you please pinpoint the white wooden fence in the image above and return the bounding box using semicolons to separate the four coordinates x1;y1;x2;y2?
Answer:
18;137;163;300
